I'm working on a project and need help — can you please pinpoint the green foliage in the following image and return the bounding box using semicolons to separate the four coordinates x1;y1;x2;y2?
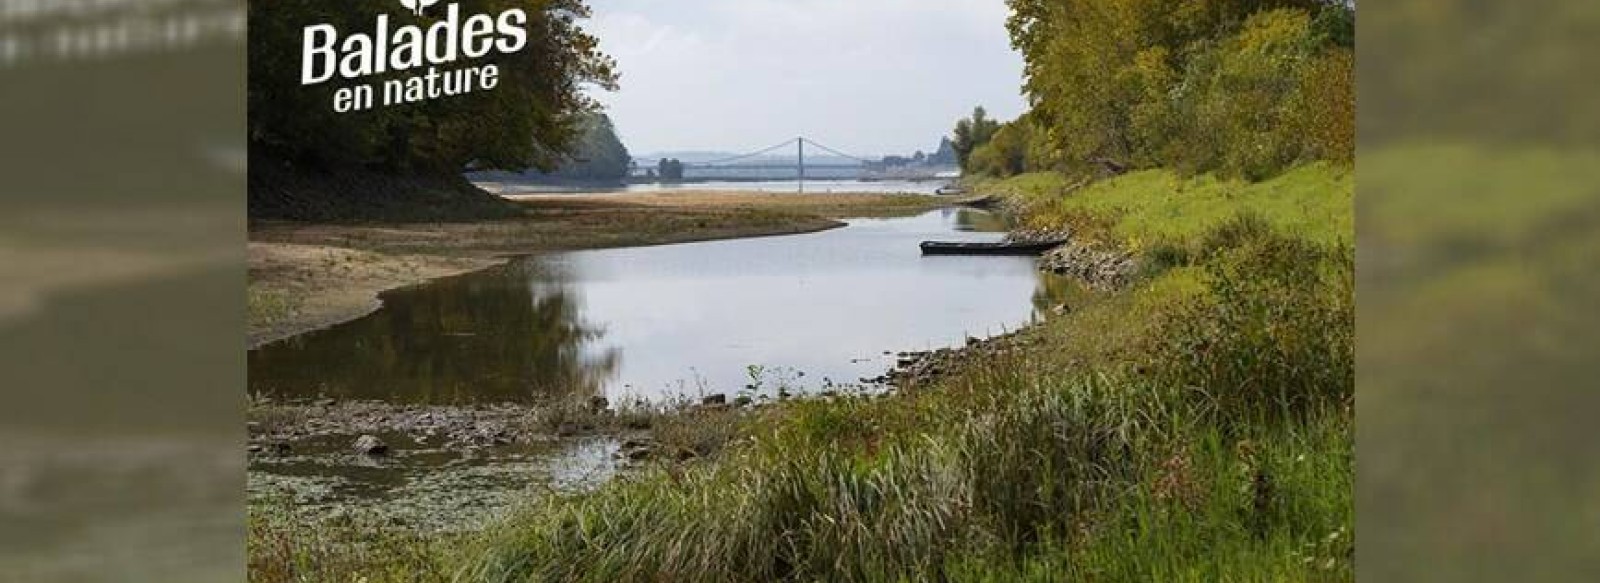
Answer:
952;106;1002;172
540;113;632;180
967;115;1056;178
947;412;1352;581
1001;0;1354;179
248;0;617;175
1150;214;1355;425
985;163;1352;249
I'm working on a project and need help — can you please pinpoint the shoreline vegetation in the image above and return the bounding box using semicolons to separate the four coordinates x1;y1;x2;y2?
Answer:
249;163;1353;582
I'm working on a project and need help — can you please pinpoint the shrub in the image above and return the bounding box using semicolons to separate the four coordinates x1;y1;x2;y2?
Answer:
1151;214;1354;425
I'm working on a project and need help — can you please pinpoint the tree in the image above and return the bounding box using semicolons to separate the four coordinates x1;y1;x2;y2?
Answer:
1001;0;1351;179
952;106;1002;172
967;114;1055;178
656;158;684;181
541;113;632;181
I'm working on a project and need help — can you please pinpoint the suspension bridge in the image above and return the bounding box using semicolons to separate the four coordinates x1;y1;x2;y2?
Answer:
634;137;950;181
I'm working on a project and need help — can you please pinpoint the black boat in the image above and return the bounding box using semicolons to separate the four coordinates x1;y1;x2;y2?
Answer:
920;240;1064;256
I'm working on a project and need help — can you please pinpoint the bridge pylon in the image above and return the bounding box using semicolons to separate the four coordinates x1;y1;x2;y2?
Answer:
797;137;806;185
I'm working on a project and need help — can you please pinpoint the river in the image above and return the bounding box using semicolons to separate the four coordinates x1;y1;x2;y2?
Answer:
248;209;1067;405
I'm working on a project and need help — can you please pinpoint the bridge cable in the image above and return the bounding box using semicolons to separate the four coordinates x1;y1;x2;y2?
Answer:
690;138;800;167
799;138;873;163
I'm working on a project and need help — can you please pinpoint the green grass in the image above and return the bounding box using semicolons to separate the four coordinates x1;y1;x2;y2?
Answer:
981;162;1353;249
249;164;1354;582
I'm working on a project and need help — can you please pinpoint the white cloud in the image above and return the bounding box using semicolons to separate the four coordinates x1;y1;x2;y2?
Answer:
585;0;1026;156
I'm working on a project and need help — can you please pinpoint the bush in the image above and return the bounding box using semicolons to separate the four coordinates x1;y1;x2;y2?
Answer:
1151;214;1354;424
968;117;1056;178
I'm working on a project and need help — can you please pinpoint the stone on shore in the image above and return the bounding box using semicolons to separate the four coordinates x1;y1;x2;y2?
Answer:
353;434;389;456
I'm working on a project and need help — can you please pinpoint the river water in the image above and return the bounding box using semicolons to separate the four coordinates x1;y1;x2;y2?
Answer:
248;209;1068;405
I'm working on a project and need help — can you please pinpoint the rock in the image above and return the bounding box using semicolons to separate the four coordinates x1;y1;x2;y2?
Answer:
626;447;653;461
556;423;581;437
353;434;389;456
701;394;727;406
1037;241;1137;291
247;444;263;454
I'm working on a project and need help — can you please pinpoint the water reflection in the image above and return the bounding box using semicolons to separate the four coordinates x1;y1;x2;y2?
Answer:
249;261;618;404
952;207;1013;233
250;210;1067;404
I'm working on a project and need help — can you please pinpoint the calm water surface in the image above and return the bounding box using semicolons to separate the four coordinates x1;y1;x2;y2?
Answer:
249;209;1067;404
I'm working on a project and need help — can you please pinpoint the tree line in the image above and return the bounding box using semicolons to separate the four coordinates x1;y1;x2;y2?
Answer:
531;113;632;181
956;0;1354;181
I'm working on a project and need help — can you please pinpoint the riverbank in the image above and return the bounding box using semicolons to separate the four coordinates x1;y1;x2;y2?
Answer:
249;164;1353;582
248;191;947;347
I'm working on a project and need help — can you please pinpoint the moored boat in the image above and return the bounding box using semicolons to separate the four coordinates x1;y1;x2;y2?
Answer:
919;240;1064;256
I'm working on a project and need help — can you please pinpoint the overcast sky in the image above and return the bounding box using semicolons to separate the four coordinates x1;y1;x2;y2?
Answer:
584;0;1028;157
